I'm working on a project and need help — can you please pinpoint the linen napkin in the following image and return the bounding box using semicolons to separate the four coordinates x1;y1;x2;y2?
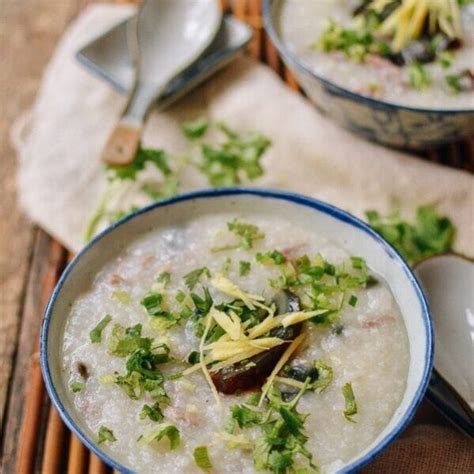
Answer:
13;4;474;255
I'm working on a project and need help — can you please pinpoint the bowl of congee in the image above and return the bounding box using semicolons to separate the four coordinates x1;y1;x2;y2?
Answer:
264;0;474;149
40;189;432;473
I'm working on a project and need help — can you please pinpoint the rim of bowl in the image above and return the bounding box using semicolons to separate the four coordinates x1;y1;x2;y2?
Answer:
263;0;474;115
40;188;433;473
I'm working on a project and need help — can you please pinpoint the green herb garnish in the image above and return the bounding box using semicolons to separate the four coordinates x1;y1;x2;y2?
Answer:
112;290;131;305
98;426;116;444
85;121;270;242
212;219;265;252
183;117;209;139
193;446;213;471
108;323;152;357
89;314;112;343
231;404;263;428
256;250;286;265
239;260;251;276
140;402;164;422
198;123;270;187
109;148;172;181
315;20;377;63
186;351;201;365
348;295;358;307
138;424;180;450
266;252;371;325
222;257;232;275
184;267;211;290
252;383;317;473
141;292;165;316
70;381;85;393
176;290;186;303
409;62;432;90
311;360;333;393
112;340;171;402
438;50;454;69
366;206;455;265
156;272;171;285
342;382;358;422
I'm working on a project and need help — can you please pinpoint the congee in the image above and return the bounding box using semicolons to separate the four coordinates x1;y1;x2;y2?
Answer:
278;0;474;108
63;213;409;473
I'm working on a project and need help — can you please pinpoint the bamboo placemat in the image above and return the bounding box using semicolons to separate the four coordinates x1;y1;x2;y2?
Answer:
2;1;473;473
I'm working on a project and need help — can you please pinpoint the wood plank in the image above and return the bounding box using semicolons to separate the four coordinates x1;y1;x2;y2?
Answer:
247;0;263;60
88;454;108;474
1;233;67;473
42;408;68;474
68;434;88;474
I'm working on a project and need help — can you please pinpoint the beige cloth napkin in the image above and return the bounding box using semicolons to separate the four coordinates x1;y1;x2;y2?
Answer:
13;4;473;255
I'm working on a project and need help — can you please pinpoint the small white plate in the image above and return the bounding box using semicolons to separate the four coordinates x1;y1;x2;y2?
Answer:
76;13;252;109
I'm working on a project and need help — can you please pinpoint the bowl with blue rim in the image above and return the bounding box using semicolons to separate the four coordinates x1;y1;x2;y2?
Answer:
40;188;432;472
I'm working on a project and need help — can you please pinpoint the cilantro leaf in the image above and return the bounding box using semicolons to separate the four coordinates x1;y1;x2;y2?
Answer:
126;346;170;379
183;117;209;139
348;294;358;307
231;404;262;428
138;424;180;450
140;292;179;329
176;289;186;303
70;381;85;393
227;219;265;250
112;340;170;402
366;206;455;265
409;61;432;90
256;250;286;265
231;385;317;473
191;288;213;316
107;324;152;357
184;267;211;290
89;314;112;343
198;123;270;186
315;20;376;63
193;446;213;471
311;360;333;393
221;257;232;275
141;176;179;201
112;290;131;305
342;382;358;422
140;292;165;316
109;148;172;181
239;260;251;276
98;426;116;444
156;272;171;285
140;402;164;422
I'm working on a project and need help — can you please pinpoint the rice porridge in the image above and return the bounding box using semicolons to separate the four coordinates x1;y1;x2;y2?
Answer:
62;213;409;473
278;0;474;109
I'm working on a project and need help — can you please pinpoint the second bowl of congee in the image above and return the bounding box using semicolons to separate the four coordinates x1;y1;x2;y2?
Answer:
41;190;432;473
264;0;474;148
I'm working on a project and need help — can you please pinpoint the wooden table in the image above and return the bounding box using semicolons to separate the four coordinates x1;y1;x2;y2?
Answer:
0;1;472;473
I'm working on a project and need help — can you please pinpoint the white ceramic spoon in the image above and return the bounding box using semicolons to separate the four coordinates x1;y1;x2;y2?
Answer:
102;0;222;166
415;253;474;437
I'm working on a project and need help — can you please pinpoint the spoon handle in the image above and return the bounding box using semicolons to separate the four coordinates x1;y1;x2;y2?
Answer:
101;118;141;166
101;80;165;166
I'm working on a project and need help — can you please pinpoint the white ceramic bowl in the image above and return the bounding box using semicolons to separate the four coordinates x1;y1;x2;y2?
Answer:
40;189;433;473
